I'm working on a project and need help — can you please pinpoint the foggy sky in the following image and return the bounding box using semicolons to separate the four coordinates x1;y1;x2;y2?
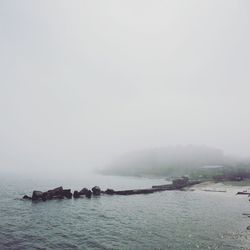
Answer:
0;1;250;176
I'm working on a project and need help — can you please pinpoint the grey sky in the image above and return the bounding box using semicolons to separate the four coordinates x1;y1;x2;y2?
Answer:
0;1;250;175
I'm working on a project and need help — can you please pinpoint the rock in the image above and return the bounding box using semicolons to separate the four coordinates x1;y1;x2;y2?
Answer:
52;195;64;199
32;191;43;201
73;191;80;198
92;186;101;195
79;188;89;195
25;186;71;201
247;226;250;230
105;189;115;195
23;195;31;200
41;192;48;201
86;190;92;198
62;189;72;199
47;186;63;196
45;187;71;199
74;189;92;198
46;192;54;200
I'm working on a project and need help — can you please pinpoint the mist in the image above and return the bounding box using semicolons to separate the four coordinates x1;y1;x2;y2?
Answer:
0;0;250;177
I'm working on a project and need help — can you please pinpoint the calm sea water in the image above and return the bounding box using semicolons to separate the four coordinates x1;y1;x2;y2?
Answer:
0;174;250;250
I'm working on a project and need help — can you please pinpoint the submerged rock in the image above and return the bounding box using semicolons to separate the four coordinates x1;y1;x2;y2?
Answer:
247;226;250;230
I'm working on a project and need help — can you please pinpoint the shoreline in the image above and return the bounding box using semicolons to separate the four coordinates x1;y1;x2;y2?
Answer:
185;180;250;195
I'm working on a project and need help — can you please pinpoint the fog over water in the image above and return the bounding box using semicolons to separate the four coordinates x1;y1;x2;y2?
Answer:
0;1;250;177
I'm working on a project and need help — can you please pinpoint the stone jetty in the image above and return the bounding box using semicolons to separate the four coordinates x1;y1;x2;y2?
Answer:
22;177;201;202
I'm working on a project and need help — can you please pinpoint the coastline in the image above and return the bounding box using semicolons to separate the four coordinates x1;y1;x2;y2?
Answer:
186;180;250;196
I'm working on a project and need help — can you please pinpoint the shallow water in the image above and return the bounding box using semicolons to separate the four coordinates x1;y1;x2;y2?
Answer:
0;174;250;249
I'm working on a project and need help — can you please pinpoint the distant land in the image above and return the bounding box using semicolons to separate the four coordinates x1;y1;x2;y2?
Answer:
101;145;250;181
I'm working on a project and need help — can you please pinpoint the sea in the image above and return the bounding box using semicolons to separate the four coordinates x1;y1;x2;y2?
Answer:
0;174;250;250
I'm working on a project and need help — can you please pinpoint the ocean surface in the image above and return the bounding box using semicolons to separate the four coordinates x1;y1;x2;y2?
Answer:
0;174;250;250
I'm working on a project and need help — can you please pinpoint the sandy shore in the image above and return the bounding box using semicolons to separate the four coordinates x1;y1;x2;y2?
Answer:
186;181;250;195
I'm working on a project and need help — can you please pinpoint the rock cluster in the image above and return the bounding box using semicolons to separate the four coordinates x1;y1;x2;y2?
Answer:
73;188;92;199
72;186;102;198
23;186;108;201
23;186;73;201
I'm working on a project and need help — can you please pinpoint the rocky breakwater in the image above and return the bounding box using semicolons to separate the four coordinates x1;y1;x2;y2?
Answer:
22;186;104;202
73;186;101;199
22;177;202;202
23;186;72;201
152;177;201;190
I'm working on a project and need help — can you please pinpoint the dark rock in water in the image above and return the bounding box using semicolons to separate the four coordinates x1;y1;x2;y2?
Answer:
48;186;63;196
23;195;31;200
247;226;250;230
73;191;80;198
86;190;92;198
79;188;88;195
62;189;72;199
105;189;115;195
44;187;63;200
38;187;70;200
25;187;71;201
41;192;48;201
92;186;101;195
48;187;72;199
32;191;43;201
